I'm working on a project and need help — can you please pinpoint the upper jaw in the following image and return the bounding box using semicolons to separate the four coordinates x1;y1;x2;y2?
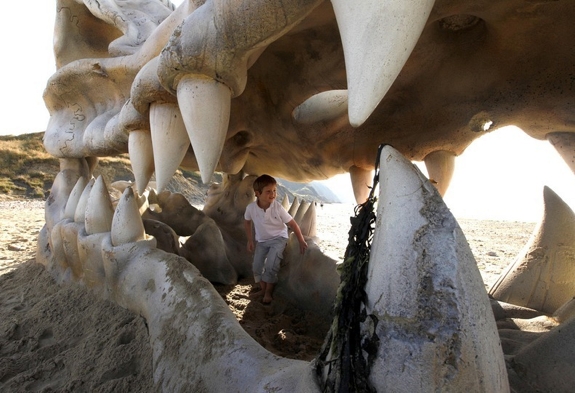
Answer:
44;0;450;192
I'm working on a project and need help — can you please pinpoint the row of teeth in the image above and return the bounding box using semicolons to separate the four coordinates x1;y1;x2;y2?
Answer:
59;175;148;246
126;0;439;198
55;171;319;250
127;91;457;203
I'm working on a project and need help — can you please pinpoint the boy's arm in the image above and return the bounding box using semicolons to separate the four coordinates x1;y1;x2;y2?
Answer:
244;219;255;253
287;219;308;254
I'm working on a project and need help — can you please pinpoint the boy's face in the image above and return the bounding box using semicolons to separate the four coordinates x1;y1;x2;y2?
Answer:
256;184;277;205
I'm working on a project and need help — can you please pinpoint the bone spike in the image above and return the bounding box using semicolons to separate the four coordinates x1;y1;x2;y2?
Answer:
281;194;290;210
292;90;348;124
423;150;456;197
489;186;575;314
299;201;317;237
287;197;300;217
349;165;372;204
176;75;232;184
85;176;115;235
294;200;310;224
150;102;190;191
129;129;155;195
74;178;95;223
547;132;575;174
111;187;147;246
352;145;507;391
64;176;89;220
332;0;434;126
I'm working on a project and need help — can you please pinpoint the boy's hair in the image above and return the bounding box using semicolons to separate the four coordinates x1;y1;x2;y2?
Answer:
253;174;277;193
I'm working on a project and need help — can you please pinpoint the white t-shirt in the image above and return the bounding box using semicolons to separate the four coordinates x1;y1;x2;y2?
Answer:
244;199;292;242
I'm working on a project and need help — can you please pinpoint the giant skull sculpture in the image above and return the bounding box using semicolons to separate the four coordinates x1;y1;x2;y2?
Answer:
36;0;575;391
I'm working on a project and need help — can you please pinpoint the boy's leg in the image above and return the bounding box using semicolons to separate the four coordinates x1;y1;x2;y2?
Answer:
261;237;288;304
250;242;268;298
263;283;274;304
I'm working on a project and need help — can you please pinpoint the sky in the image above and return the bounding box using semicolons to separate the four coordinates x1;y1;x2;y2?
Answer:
2;1;575;223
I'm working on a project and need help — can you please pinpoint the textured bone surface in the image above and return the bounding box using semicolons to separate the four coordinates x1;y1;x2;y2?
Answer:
364;146;508;392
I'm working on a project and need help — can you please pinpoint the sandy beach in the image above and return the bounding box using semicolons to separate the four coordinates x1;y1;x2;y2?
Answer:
0;196;536;391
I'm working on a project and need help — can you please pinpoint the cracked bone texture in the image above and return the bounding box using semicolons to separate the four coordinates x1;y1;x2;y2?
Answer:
35;0;575;391
361;146;507;391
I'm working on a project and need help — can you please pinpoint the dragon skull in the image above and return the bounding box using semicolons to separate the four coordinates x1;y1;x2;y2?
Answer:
37;0;575;391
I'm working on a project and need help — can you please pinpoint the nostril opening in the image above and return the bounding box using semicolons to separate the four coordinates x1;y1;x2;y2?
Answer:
438;14;482;31
229;130;253;148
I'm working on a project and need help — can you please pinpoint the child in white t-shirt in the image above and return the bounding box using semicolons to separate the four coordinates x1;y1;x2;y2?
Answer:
244;174;308;304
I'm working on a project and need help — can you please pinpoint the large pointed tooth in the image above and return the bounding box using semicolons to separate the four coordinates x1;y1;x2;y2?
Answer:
64;176;89;220
281;194;290;211
129;129;155;195
294;200;311;224
177;75;232;184
349;165;373;204
489;186;575;314
547;132;575;174
292;90;348;124
332;0;435;126
423;150;455;197
85;176;114;235
150;102;190;191
288;197;300;217
74;178;95;223
111;187;146;246
353;145;506;390
299;201;317;237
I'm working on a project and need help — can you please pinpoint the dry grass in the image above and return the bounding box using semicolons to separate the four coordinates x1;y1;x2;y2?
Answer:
0;133;57;197
0;132;211;202
0;133;136;198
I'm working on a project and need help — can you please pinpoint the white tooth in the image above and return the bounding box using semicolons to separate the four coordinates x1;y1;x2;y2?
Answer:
332;0;434;126
361;145;507;391
300;201;317;237
111;187;146;246
150;102;190;191
288;197;300;217
85;176;114;235
423;150;455;197
281;195;290;211
547;132;575;174
74;178;95;223
294;200;311;224
64;176;89;220
349;166;373;204
129;129;155;195
177;75;231;184
292;90;348;124
490;186;575;314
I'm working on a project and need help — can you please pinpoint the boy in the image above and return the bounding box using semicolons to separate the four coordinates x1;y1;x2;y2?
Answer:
244;174;308;304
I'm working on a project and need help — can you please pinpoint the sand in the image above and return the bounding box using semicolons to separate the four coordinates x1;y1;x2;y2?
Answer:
0;196;535;391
